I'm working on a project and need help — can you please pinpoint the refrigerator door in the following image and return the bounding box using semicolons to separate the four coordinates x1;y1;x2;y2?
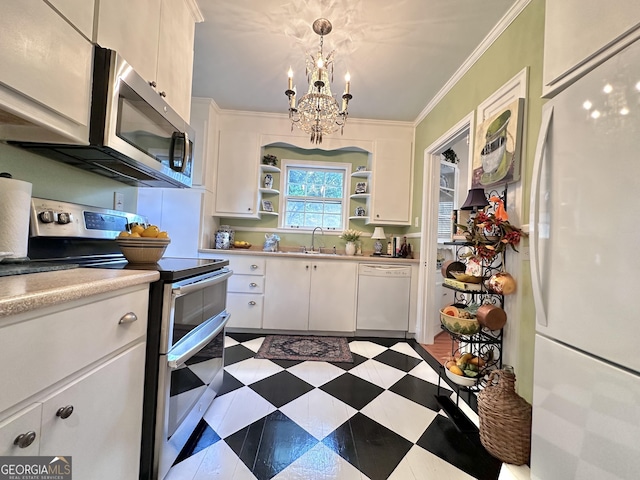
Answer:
532;335;640;480
530;38;640;373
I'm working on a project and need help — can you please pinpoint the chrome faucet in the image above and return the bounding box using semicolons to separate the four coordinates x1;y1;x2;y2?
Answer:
311;226;324;252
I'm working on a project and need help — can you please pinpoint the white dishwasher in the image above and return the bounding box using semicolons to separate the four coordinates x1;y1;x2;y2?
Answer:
356;264;411;331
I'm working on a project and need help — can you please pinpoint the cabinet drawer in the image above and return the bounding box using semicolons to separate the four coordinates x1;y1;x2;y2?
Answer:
228;274;264;293
228;256;265;275
226;293;263;329
0;287;148;413
0;403;42;456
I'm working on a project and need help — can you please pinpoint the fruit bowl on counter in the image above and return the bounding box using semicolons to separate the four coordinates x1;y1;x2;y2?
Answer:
444;353;485;387
116;224;170;264
233;241;252;249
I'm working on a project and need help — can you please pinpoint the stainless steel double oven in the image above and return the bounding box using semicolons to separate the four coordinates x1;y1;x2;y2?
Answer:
25;198;231;480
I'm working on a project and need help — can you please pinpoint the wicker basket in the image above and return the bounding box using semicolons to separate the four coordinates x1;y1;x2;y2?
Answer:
477;368;532;465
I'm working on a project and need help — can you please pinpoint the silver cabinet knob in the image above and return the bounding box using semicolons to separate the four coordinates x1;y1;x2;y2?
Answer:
159;91;167;98
149;80;157;88
305;265;309;269
250;264;258;270
119;312;138;324
14;431;36;449
313;265;317;270
56;405;74;419
248;301;256;306
249;282;258;287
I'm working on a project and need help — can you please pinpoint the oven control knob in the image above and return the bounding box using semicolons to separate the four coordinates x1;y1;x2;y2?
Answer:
39;211;55;223
56;212;71;224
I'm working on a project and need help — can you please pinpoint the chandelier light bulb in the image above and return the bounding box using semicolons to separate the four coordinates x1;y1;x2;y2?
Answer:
636;81;640;92
590;110;601;119
603;83;613;94
620;107;630;115
344;72;351;94
287;67;293;91
583;100;592;110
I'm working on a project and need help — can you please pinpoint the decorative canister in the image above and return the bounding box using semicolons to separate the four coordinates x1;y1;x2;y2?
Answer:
218;225;234;245
263;174;273;189
215;231;229;249
477;366;532;465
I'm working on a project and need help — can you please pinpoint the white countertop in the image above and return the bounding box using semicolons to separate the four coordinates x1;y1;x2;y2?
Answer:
199;248;419;264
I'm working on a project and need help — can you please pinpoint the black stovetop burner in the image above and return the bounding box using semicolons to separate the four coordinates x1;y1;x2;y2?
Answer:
86;257;229;282
0;261;79;277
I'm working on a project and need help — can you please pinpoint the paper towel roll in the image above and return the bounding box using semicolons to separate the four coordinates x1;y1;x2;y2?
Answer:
0;177;32;259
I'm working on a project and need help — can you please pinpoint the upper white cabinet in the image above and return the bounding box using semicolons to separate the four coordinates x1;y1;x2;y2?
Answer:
543;0;640;97
190;98;219;189
96;0;201;121
47;0;95;39
213;131;261;218
368;139;413;225
0;0;92;143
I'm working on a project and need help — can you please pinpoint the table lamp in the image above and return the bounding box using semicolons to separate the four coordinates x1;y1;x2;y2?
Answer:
371;227;386;255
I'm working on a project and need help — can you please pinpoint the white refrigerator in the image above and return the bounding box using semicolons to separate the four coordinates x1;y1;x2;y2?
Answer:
530;38;640;479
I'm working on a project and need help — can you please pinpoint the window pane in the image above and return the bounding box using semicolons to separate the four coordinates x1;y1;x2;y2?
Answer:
323;214;341;228
305;202;323;213
287;211;303;226
324;186;341;198
324;203;341;214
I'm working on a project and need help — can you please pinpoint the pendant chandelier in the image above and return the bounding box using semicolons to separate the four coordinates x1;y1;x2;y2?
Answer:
285;18;353;144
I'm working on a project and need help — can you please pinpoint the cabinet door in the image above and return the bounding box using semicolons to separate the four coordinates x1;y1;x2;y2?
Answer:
39;344;146;480
156;0;196;121
214;131;260;217
308;261;357;332
48;0;95;39
544;0;640;94
227;293;263;329
263;258;311;330
96;0;162;86
369;139;413;225
0;403;42;456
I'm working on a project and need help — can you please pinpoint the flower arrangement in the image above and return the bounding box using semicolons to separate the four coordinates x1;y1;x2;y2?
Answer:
262;154;278;166
340;229;362;242
457;209;527;261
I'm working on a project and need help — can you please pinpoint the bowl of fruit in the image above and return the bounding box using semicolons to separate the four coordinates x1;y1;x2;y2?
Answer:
444;353;485;387
116;224;170;264
440;304;480;335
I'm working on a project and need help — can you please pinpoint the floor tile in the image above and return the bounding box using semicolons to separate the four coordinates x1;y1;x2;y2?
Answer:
240;336;265;353
269;358;304;369
225;335;240;348
225;344;257;366
360;390;438;443
193;439;257;480
331;352;369;371
272;443;369;480
286;360;346;387
224;358;284;385
373;349;423;372
348;359;406;389
226;410;318;480
324;412;413;480
226;332;264;344
174;421;221;464
319;372;384;410
389;342;424;359
249;371;314;408
348;340;389;359
217;370;245;397
165;447;208;480
203;386;276;438
280;388;357;440
388;444;476;479
409;361;452;390
416;414;502;480
388;374;442;411
354;337;404;348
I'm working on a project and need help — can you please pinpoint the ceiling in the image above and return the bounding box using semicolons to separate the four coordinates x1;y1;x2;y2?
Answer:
191;0;516;123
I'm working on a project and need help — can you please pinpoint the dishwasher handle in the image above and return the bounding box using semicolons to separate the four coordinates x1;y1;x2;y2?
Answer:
359;264;412;277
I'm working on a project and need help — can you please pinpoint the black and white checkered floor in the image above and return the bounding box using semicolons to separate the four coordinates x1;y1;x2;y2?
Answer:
165;334;502;480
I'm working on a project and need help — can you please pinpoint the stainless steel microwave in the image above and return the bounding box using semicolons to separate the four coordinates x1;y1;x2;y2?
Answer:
11;47;194;188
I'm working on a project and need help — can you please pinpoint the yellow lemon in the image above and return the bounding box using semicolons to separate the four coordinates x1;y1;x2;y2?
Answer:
118;231;130;237
448;365;464;376
130;232;141;237
141;225;160;238
157;231;169;239
130;224;144;235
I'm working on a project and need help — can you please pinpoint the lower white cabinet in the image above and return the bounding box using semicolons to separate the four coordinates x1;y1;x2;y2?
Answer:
215;255;265;329
263;258;357;332
0;285;149;479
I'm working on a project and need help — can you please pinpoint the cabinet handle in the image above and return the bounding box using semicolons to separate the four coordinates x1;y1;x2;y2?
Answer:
119;312;138;324
314;265;317;270
248;301;256;306
376;214;380;218
247;207;252;211
149;80;157;88
159;91;167;98
14;431;36;449
250;264;259;270
56;405;74;419
249;282;258;287
305;265;309;269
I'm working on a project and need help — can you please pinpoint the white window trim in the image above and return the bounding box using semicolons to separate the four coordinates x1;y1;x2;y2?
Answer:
277;159;350;232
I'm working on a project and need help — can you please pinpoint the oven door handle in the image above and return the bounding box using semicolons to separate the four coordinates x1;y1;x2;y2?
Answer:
167;313;230;369
172;269;233;296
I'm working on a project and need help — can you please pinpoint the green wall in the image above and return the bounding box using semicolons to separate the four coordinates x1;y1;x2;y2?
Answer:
221;145;409;253
412;0;546;401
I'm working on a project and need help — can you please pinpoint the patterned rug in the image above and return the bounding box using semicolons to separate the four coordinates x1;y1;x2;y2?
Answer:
255;335;353;363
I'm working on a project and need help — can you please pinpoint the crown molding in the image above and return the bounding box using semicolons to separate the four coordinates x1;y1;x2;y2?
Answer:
185;0;204;23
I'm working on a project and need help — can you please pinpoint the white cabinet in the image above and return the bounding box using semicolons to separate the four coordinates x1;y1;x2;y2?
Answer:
96;0;199;121
263;257;357;333
0;286;149;477
48;0;95;39
0;0;92;143
368;139;413;225
543;0;640;97
217;255;266;329
190;98;218;189
213;131;261;218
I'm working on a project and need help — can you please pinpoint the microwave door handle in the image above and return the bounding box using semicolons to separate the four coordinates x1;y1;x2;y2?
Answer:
167;313;230;369
169;131;187;173
172;269;233;296
183;131;191;173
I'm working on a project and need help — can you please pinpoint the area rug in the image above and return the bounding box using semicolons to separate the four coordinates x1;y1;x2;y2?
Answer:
255;335;353;363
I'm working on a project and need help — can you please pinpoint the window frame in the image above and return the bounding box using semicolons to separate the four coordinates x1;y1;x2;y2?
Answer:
277;159;350;232
438;159;459;241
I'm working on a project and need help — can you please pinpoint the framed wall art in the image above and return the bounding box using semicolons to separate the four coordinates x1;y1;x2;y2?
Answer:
261;199;274;212
471;97;525;188
354;181;368;194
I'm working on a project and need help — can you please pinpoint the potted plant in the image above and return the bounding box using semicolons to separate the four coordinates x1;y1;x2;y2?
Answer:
340;229;362;256
262;154;278;166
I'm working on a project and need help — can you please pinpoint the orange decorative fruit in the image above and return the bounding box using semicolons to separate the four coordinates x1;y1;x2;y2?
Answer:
442;305;459;318
141;225;160;238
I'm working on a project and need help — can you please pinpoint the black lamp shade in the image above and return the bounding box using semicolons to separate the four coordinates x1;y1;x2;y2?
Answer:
460;188;489;210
